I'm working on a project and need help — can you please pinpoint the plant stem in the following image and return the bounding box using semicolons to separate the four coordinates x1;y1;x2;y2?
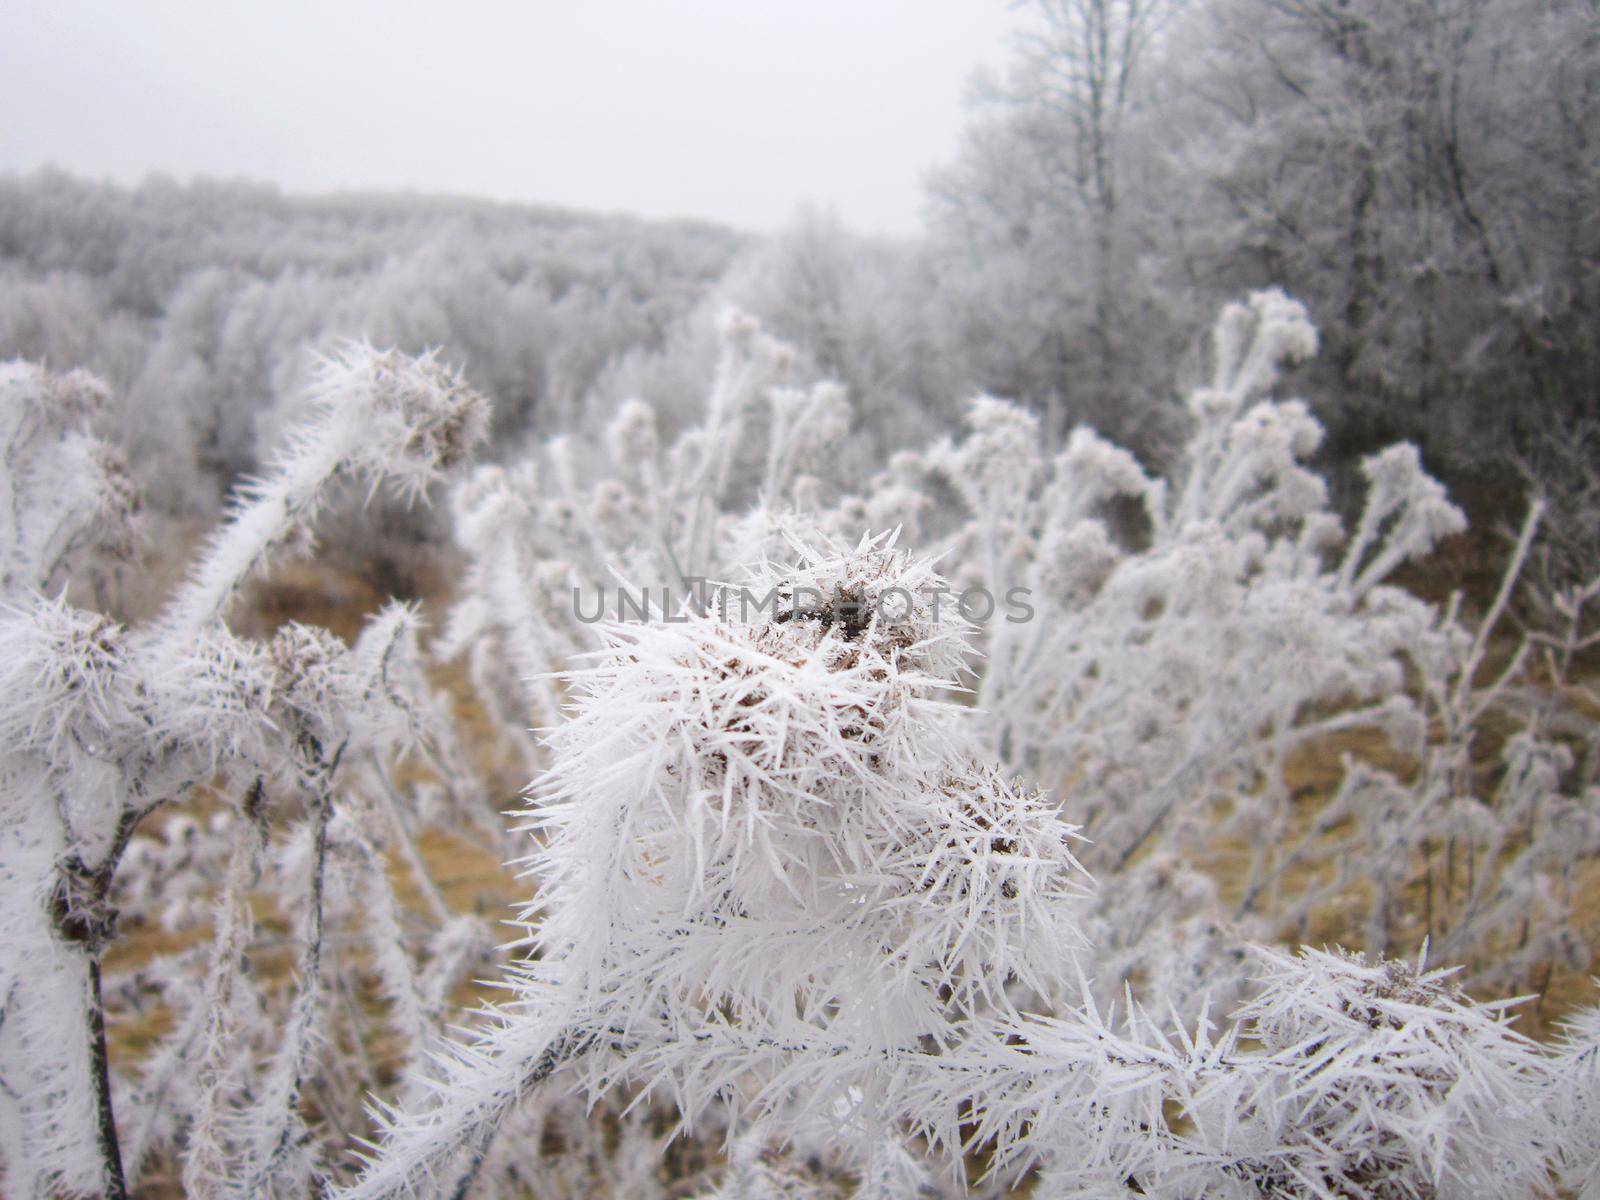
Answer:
86;957;128;1200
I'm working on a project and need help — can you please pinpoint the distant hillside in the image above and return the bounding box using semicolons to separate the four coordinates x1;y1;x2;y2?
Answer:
0;169;748;514
0;169;745;312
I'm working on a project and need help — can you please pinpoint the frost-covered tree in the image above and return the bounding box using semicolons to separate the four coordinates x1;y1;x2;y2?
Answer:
1154;0;1600;473
930;0;1600;492
928;0;1196;457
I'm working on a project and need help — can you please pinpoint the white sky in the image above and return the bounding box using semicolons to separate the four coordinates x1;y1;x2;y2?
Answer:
0;1;1014;237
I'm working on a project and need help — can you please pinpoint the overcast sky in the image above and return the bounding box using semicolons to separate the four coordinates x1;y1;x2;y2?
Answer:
0;1;1014;237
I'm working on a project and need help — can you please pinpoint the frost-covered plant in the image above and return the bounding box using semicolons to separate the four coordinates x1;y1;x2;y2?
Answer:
0;361;138;600
844;294;1446;820
444;290;1596;1015
8;287;1594;1199
806;289;1598;1013
343;542;1570;1199
1026;946;1552;1199
1545;1000;1600;1198
342;538;1099;1197
408;290;1598;1196
0;347;496;1198
1169;947;1547;1199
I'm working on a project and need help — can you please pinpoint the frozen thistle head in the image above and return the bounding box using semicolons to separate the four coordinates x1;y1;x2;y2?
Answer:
765;381;852;495
1360;443;1468;557
1202;288;1319;416
1055;426;1155;513
262;604;433;783
4;360;110;427
268;621;351;778
946;397;1042;513
450;463;537;556
715;305;763;349
307;343;490;502
605;398;660;475
713;306;796;387
1035;520;1122;609
0;361;140;596
529;536;1090;1064
733;533;975;681
0;594;126;762
879;756;1090;1006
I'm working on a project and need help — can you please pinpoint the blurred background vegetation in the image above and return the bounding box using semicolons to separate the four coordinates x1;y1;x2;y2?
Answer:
2;0;1595;601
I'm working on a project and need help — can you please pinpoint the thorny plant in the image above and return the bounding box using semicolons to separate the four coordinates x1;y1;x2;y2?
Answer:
0;348;506;1198
346;538;1575;1200
412;291;1600;1196
5;294;1600;1198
